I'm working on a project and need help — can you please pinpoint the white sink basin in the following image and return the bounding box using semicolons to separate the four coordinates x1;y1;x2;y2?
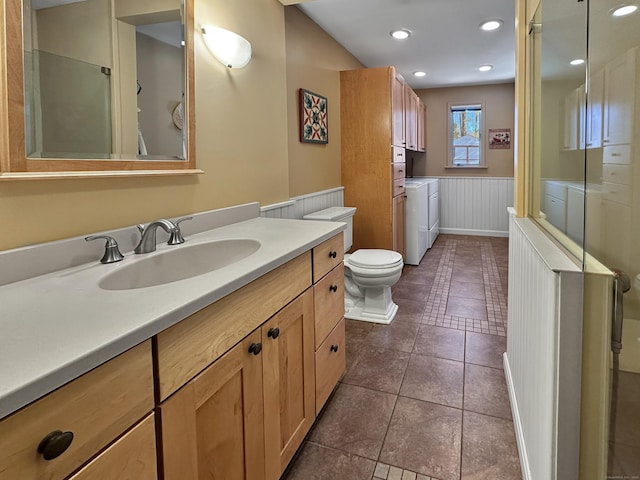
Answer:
99;239;261;290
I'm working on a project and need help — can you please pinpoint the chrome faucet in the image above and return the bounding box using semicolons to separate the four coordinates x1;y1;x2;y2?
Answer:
134;219;177;254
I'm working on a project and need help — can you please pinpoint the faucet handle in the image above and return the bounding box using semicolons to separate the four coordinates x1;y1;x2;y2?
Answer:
85;235;125;264
168;216;193;245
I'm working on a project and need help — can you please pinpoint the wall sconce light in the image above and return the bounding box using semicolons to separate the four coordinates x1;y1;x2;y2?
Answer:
201;25;252;69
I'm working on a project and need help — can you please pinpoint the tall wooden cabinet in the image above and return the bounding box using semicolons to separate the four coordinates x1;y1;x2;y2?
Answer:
341;66;416;255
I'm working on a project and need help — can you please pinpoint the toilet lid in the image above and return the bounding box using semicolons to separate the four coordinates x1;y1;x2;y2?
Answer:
349;249;403;269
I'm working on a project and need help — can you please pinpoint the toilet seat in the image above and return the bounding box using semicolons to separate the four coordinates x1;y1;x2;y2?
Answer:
346;250;403;278
348;249;403;269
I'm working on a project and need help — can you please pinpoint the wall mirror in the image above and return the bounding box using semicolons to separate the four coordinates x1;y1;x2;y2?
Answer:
0;0;197;177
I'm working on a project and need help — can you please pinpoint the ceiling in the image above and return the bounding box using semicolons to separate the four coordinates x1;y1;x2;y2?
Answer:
297;0;516;89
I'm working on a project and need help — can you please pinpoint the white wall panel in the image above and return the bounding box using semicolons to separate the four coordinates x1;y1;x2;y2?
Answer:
260;187;344;219
436;177;514;236
505;211;583;480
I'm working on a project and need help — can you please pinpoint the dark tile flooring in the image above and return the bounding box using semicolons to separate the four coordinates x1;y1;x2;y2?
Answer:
284;235;521;480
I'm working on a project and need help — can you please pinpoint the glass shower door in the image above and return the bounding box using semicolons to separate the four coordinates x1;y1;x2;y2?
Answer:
585;1;640;477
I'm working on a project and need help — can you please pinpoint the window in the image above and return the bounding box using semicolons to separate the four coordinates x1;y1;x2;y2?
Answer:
449;104;483;166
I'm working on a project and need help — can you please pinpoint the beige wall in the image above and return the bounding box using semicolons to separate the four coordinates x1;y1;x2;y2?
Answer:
415;83;515;178
284;7;362;197
0;0;360;251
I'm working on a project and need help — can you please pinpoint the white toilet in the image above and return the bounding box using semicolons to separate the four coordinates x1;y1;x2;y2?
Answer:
303;207;404;324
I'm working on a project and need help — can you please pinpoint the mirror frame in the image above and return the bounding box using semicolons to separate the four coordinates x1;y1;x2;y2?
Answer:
0;0;199;179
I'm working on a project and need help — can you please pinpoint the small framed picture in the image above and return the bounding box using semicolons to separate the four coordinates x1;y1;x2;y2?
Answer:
299;89;328;144
489;128;511;149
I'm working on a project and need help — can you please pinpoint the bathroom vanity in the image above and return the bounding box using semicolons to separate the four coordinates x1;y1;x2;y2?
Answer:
0;206;346;480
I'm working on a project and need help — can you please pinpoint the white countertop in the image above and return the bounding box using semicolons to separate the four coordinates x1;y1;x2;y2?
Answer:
0;217;344;419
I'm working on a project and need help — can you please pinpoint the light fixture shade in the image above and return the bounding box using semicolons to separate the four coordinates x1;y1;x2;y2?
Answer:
202;25;252;68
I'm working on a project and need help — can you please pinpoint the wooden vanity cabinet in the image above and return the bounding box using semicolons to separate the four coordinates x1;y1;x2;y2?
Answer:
157;235;345;480
0;340;155;480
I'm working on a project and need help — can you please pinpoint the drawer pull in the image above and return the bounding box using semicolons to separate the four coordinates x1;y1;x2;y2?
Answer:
329;251;337;259
612;153;621;157
330;344;339;353
37;430;74;460
267;327;280;339
248;343;262;355
329;285;338;293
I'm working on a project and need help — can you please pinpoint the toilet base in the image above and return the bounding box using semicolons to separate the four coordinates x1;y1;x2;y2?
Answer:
344;285;399;324
344;300;398;324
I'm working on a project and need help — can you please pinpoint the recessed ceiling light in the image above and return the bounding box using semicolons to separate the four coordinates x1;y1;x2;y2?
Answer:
612;4;638;16
480;20;503;31
413;71;427;77
478;65;493;72
570;58;585;65
390;29;412;40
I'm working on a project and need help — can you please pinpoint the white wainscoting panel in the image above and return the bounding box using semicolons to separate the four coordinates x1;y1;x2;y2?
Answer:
505;209;583;480
260;187;344;220
436;176;513;236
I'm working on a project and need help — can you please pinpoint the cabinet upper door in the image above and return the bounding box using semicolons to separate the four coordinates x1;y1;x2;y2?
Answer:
603;49;636;146
417;99;426;152
563;88;579;150
392;74;406;147
586;69;604;149
158;331;265;480
404;86;418;150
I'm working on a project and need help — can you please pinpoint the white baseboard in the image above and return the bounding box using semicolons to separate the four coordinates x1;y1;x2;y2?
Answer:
504;352;532;480
439;228;509;237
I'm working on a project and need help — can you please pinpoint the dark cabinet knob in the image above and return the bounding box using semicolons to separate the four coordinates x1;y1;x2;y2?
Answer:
329;251;337;259
329;285;338;293
330;344;339;353
248;343;262;355
37;430;74;460
267;327;280;339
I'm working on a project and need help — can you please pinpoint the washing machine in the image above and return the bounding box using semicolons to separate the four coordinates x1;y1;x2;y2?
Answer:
404;178;429;265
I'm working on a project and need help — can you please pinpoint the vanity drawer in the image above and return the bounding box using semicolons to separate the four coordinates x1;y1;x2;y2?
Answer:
603;144;631;164
312;233;344;283
314;263;345;348
393;178;406;197
393;162;406;180
392;145;405;163
70;414;157;480
0;340;154;480
315;318;346;414
156;252;312;401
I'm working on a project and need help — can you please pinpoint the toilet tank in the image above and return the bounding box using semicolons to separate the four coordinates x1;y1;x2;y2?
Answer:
303;207;357;253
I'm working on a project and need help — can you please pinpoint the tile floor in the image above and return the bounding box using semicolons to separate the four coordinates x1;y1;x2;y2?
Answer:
284;235;521;480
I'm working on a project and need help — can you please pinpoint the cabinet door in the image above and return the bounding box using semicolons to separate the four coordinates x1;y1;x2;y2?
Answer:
392;73;405;147
603;49;635;145
158;331;265;480
586;69;604;149
404;86;417;150
393;193;406;258
263;289;315;480
563;88;579;150
417;100;426;152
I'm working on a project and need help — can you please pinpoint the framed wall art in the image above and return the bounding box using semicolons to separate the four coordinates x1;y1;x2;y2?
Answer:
299;88;328;144
488;128;511;149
